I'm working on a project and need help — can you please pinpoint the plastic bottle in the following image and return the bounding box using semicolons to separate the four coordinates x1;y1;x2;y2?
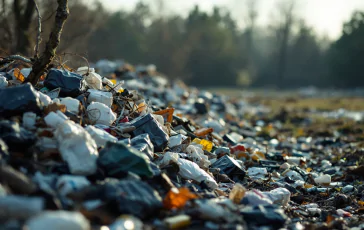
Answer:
229;183;246;204
77;66;102;90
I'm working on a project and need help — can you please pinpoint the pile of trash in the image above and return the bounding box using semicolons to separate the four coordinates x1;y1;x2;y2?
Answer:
0;62;363;230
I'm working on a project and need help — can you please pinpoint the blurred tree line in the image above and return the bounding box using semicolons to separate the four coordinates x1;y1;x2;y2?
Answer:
0;0;364;88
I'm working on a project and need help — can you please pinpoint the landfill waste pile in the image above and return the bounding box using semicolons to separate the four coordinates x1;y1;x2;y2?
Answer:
0;60;363;230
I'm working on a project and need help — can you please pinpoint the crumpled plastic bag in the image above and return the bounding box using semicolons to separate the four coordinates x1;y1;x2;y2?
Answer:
178;158;218;190
0;120;37;152
98;141;154;178
54;120;98;175
130;134;154;160
44;69;86;97
85;125;117;148
186;145;210;168
0;83;42;118
87;102;116;126
263;188;291;206
130;113;169;152
211;155;246;180
102;180;163;218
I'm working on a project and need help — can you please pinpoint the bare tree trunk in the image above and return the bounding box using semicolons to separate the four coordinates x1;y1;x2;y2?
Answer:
13;0;35;56
26;0;69;85
276;1;294;87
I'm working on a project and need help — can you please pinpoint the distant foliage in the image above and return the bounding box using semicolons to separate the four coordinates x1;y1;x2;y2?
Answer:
1;0;363;88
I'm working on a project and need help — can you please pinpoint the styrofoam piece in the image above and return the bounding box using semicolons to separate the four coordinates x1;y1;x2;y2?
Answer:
60;97;80;114
44;111;67;128
37;91;52;106
85;125;117;147
87;89;113;107
54;120;98;175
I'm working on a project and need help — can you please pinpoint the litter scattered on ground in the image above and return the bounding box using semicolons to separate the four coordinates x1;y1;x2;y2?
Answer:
0;60;363;230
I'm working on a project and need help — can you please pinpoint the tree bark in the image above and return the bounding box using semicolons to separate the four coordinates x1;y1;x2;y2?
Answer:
13;0;35;56
26;0;69;85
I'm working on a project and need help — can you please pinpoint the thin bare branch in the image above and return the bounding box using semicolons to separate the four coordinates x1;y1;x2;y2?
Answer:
26;0;69;85
33;0;42;58
60;52;90;76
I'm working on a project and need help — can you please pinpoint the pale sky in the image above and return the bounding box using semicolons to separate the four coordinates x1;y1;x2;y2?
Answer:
100;0;364;39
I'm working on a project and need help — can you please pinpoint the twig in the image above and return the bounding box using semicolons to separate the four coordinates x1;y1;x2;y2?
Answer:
33;0;42;58
61;52;90;75
26;0;69;85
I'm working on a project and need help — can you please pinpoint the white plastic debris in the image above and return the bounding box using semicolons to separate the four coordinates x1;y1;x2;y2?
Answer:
87;89;113;108
159;152;180;167
168;134;187;148
282;169;304;181
87;102;116;126
110;216;143;230
178;158;218;189
85;125;117;148
203;119;225;133
280;162;291;170
186;145;210;168
54;120;98;175
336;209;352;217
37;137;58;152
60;97;80;114
341;185;354;193
247;167;268;178
321;160;332;169
293;180;305;188
0;196;44;220
26;211;90;230
23;112;37;129
263;188;291;206
56;175;91;197
44;111;68;128
77;66;102;90
37;91;52;106
314;174;331;186
242;190;273;206
0;76;8;88
307;207;322;216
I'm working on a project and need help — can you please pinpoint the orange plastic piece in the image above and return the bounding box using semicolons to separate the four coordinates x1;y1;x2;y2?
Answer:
163;187;197;210
154;108;175;123
13;68;25;82
194;127;213;137
251;151;266;161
